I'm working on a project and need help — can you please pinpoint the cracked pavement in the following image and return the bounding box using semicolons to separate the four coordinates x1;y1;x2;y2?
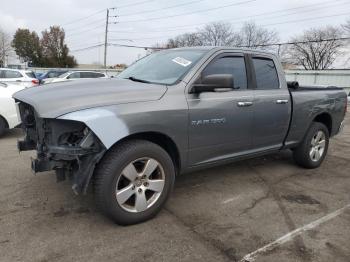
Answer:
0;115;349;262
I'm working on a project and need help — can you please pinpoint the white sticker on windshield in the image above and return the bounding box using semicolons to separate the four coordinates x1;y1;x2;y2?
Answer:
172;57;192;67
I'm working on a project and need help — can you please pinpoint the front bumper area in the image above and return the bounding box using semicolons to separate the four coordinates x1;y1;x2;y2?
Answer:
16;101;106;194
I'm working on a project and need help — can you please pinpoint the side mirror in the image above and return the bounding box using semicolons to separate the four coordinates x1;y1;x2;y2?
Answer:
190;74;234;93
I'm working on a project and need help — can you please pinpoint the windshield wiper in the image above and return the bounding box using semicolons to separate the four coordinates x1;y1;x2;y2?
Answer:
126;76;151;84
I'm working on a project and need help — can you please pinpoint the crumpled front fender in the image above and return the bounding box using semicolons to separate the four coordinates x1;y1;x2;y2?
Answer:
58;107;129;149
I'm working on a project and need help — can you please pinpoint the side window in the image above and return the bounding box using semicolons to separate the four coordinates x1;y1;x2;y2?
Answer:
80;72;103;78
68;72;80;79
253;58;279;89
4;70;23;78
202;56;247;89
79;72;90;78
94;73;105;78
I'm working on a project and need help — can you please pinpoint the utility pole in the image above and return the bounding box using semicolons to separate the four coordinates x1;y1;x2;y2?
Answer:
103;8;109;69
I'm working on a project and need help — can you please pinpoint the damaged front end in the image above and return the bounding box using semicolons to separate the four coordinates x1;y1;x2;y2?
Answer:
16;101;106;194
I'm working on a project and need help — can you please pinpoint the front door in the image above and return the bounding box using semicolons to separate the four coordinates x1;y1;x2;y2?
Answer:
187;53;254;166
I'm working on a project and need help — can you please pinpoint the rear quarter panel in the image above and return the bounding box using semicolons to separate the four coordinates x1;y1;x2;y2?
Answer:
285;88;347;146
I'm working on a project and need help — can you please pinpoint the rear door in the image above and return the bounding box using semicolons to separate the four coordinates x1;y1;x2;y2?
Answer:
251;56;291;150
187;53;255;166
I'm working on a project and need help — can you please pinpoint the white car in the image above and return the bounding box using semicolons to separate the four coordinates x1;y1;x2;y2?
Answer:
0;68;39;88
0;82;25;136
42;71;108;84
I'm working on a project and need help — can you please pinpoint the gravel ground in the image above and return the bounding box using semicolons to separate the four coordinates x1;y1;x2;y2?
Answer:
0;115;349;262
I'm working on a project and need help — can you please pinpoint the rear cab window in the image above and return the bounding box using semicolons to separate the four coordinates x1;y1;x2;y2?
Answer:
252;57;279;89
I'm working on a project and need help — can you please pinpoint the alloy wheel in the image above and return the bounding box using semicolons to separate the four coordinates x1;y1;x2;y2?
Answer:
116;158;165;213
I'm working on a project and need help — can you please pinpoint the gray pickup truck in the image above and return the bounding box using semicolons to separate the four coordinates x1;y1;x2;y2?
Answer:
14;47;347;225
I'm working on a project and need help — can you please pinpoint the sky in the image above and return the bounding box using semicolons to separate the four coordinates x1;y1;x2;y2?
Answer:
1;0;350;67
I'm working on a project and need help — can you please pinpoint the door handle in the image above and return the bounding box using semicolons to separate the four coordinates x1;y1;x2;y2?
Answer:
237;101;253;107
276;99;289;104
16;80;22;82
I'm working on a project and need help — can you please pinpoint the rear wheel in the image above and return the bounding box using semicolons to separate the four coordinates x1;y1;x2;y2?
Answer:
0;117;7;137
94;140;175;225
293;122;329;169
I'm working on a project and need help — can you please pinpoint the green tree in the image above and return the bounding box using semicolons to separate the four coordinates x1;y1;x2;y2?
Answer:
12;29;43;66
41;26;76;67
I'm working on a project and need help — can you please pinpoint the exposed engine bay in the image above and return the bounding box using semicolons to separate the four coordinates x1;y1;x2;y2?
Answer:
16;101;106;194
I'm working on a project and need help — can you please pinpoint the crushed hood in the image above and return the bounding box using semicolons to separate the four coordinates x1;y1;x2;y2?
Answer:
13;78;167;118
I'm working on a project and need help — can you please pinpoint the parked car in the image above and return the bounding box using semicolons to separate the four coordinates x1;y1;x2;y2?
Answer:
37;70;68;84
34;72;43;79
0;68;39;87
14;47;347;225
0;82;25;136
41;71;108;84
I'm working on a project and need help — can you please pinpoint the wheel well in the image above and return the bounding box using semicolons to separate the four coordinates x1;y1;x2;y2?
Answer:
0;115;9;128
117;132;181;174
314;113;332;134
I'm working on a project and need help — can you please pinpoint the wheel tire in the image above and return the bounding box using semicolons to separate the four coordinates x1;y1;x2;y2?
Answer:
94;139;175;225
0;117;7;137
293;122;329;169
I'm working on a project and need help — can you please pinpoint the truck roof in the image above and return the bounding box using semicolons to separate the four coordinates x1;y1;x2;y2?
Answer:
171;46;277;56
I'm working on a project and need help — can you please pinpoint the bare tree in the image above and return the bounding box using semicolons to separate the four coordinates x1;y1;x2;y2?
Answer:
286;26;344;70
199;22;239;46
342;19;350;66
343;19;350;33
234;21;279;49
166;32;202;48
0;28;12;67
156;21;279;50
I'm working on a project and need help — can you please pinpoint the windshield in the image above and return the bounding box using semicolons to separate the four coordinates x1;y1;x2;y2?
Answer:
117;49;207;85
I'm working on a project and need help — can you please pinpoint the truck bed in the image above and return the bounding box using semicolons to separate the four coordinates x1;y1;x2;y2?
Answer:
284;85;347;148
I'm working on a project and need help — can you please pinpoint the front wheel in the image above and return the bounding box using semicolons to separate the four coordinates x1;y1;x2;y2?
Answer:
293;122;329;169
94;140;175;225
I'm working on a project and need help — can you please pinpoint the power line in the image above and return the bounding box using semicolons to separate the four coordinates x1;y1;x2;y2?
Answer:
108;0;350;36
119;0;206;17
64;18;106;32
117;0;257;23
70;42;164;52
64;0;348;47
237;37;350;48
107;11;350;44
71;43;105;52
261;11;350;27
65;23;105;38
109;43;167;49
117;0;156;9
110;11;350;43
71;37;350;53
140;0;347;31
62;9;106;26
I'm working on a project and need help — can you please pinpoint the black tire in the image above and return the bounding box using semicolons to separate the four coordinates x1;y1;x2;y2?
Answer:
94;139;175;225
0;117;7;137
293;122;329;169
